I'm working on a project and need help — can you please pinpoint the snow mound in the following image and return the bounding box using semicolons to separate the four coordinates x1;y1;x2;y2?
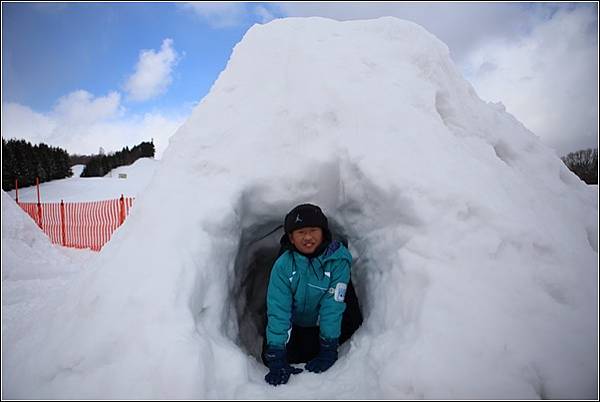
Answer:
1;191;82;281
2;17;597;399
2;191;94;393
104;157;159;181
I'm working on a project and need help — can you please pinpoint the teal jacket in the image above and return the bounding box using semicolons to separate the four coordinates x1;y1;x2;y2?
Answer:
266;240;352;348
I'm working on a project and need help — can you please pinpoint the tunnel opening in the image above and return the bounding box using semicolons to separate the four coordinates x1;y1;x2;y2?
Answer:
229;219;364;361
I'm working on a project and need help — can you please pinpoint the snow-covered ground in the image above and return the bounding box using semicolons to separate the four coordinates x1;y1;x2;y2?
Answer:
2;17;598;399
8;157;159;203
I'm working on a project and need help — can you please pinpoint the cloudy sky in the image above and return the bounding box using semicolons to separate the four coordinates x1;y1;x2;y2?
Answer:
2;2;598;158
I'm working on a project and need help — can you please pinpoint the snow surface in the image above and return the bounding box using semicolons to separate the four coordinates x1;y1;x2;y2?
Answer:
2;17;598;399
8;157;159;202
71;164;85;178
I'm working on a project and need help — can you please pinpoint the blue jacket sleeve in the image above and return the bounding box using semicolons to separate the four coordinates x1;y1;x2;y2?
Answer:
265;256;293;348
319;258;350;341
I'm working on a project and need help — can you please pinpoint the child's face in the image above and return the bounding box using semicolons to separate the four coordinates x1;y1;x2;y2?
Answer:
289;227;323;254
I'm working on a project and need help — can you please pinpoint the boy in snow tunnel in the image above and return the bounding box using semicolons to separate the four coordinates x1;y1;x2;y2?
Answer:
262;204;362;386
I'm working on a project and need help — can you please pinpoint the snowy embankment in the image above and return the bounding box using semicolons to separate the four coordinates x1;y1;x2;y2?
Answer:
2;17;598;399
2;191;96;388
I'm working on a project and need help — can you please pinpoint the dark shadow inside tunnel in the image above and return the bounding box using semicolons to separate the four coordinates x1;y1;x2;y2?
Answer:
229;221;363;360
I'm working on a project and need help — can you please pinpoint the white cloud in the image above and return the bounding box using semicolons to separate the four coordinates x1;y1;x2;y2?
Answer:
254;5;277;24
181;2;247;28
465;6;598;156
124;38;179;102
54;90;123;124
2;90;187;158
1;102;56;141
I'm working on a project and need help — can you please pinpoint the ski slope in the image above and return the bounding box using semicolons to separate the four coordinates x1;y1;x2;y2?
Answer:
8;157;160;203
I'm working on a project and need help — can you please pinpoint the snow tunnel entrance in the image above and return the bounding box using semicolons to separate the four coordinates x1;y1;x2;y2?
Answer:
229;220;363;361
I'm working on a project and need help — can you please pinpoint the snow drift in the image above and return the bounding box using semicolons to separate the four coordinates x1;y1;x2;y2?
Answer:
2;17;597;399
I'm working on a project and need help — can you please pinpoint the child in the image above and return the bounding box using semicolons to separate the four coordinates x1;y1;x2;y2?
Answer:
263;203;352;386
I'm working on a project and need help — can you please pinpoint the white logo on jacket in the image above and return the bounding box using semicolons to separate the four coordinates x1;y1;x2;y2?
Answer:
333;283;347;302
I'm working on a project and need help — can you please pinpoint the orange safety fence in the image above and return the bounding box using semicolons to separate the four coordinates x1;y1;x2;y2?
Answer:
18;195;134;251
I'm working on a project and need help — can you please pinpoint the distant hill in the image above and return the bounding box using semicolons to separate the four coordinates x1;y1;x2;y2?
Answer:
7;157;159;203
81;141;155;177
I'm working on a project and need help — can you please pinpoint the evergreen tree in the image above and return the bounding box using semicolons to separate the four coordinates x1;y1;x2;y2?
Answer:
80;140;155;177
1;138;74;191
2;138;16;190
561;148;598;185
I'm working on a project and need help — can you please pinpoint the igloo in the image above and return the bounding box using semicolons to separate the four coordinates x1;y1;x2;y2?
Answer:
2;17;597;399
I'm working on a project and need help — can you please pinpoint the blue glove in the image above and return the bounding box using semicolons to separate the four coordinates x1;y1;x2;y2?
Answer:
305;337;338;373
264;346;303;386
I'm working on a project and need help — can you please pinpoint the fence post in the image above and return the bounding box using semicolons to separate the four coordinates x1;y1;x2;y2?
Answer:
36;177;41;204
15;178;19;204
60;200;67;246
36;177;43;229
119;194;126;226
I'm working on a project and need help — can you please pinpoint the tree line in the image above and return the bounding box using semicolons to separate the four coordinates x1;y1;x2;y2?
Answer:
2;138;72;191
561;148;597;185
80;141;155;177
3;136;593;194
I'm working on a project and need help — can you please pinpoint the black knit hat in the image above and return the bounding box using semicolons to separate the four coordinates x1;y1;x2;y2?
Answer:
284;203;329;234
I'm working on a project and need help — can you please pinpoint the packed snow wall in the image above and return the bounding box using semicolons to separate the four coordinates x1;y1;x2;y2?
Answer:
3;17;597;399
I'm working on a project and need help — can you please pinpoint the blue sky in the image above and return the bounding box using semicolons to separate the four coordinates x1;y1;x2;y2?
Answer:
3;2;266;114
1;2;598;157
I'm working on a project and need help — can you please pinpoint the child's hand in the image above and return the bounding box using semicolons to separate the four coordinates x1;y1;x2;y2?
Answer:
265;365;303;386
305;337;338;373
264;346;303;386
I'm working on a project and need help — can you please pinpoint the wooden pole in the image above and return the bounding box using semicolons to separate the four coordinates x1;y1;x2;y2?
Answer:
119;194;126;225
36;177;41;204
36;177;42;229
60;200;67;246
